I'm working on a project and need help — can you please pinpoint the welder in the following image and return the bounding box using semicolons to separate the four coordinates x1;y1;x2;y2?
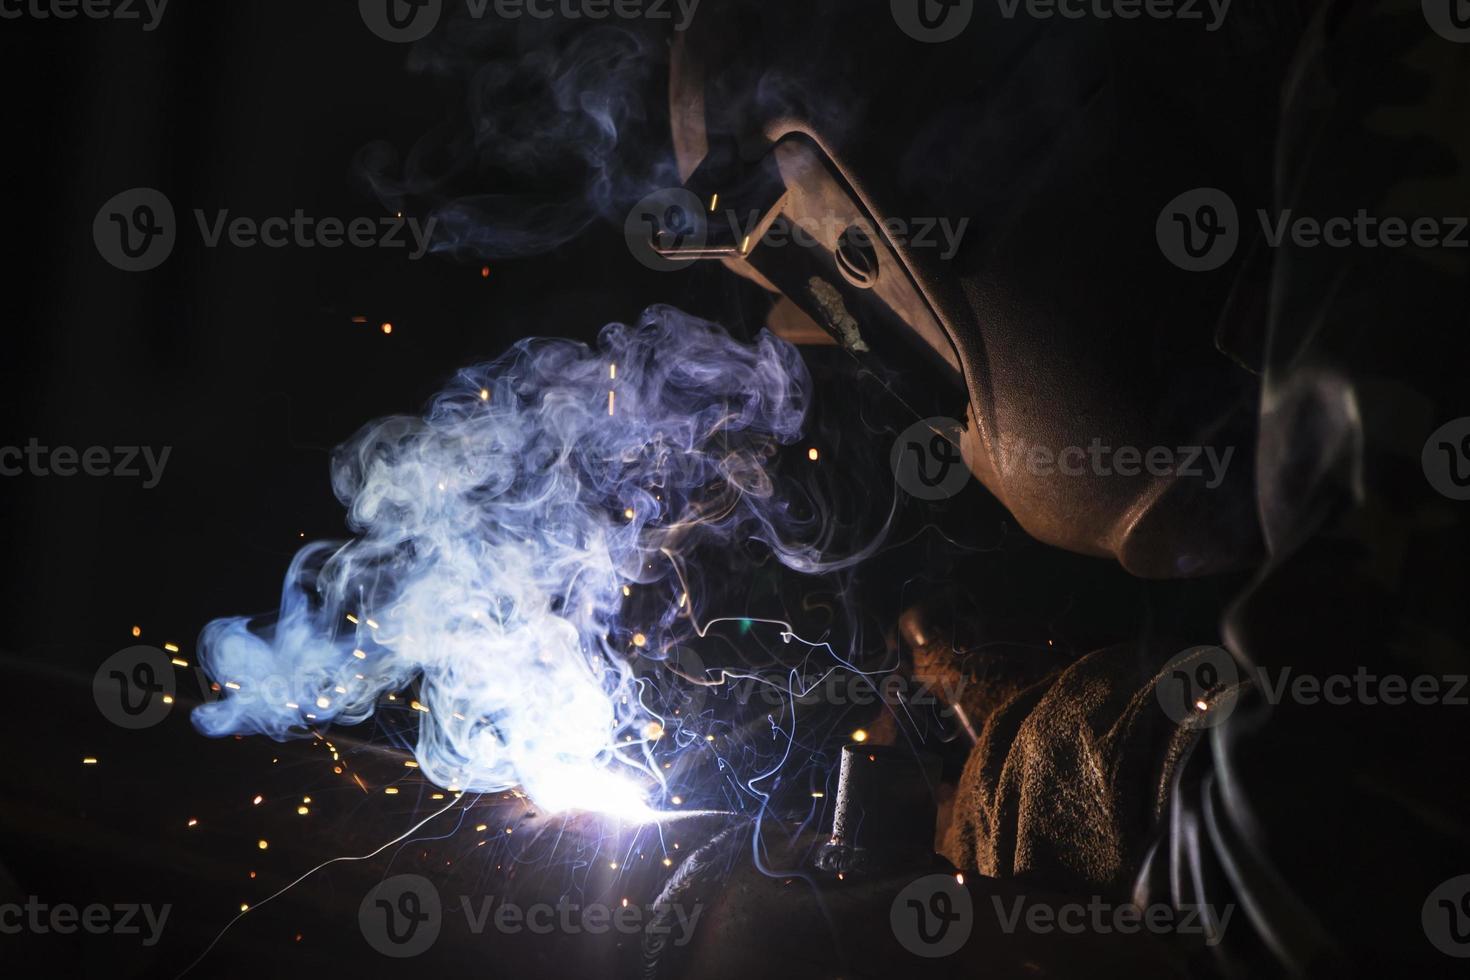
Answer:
656;0;1470;974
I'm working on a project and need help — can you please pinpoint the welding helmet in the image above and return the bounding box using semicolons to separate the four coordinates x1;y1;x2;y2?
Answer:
652;0;1300;577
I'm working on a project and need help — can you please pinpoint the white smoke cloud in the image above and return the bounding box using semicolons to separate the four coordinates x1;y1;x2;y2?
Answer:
193;306;819;818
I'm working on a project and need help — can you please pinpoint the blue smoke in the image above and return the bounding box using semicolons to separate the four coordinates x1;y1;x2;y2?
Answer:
355;23;679;261
193;307;821;818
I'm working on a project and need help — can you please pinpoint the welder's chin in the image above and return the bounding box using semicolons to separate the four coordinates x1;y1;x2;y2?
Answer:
958;408;1258;580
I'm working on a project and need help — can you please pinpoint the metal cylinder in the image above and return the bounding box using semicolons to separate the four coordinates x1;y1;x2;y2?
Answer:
816;743;942;873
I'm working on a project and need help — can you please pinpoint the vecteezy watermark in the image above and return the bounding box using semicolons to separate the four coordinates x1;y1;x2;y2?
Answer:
892;0;975;43
0;897;171;946
1159;187;1470;272
106;658;464;732
93;644;259;731
1424;875;1470;958
359;0;700;43
93;188;176;272
994;0;1232;31
1424;0;1470;43
359;875;704;958
360;876;442;958
623;190;970;273
0;439;171;488
625;188;708;272
735;213;969;262
358;0;443;43
997;435;1236;489
94;646;179;730
891;874;973;957
892;417;972;501
1156;188;1240;272
1156;645;1241;727
1423;417;1470;501
1157;646;1470;728
459;895;703;943
992;895;1234;946
893;0;1227;40
0;0;169;31
94;188;438;272
734;671;969;711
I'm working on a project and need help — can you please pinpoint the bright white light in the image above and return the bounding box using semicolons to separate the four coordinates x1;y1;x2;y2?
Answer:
528;766;657;823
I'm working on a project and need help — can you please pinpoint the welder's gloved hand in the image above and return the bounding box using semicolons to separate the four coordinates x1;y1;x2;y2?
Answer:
940;644;1228;896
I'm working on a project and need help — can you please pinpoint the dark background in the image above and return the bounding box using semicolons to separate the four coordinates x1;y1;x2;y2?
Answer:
0;3;1238;976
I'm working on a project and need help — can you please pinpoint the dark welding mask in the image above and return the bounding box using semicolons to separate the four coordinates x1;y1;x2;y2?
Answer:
647;0;1308;577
